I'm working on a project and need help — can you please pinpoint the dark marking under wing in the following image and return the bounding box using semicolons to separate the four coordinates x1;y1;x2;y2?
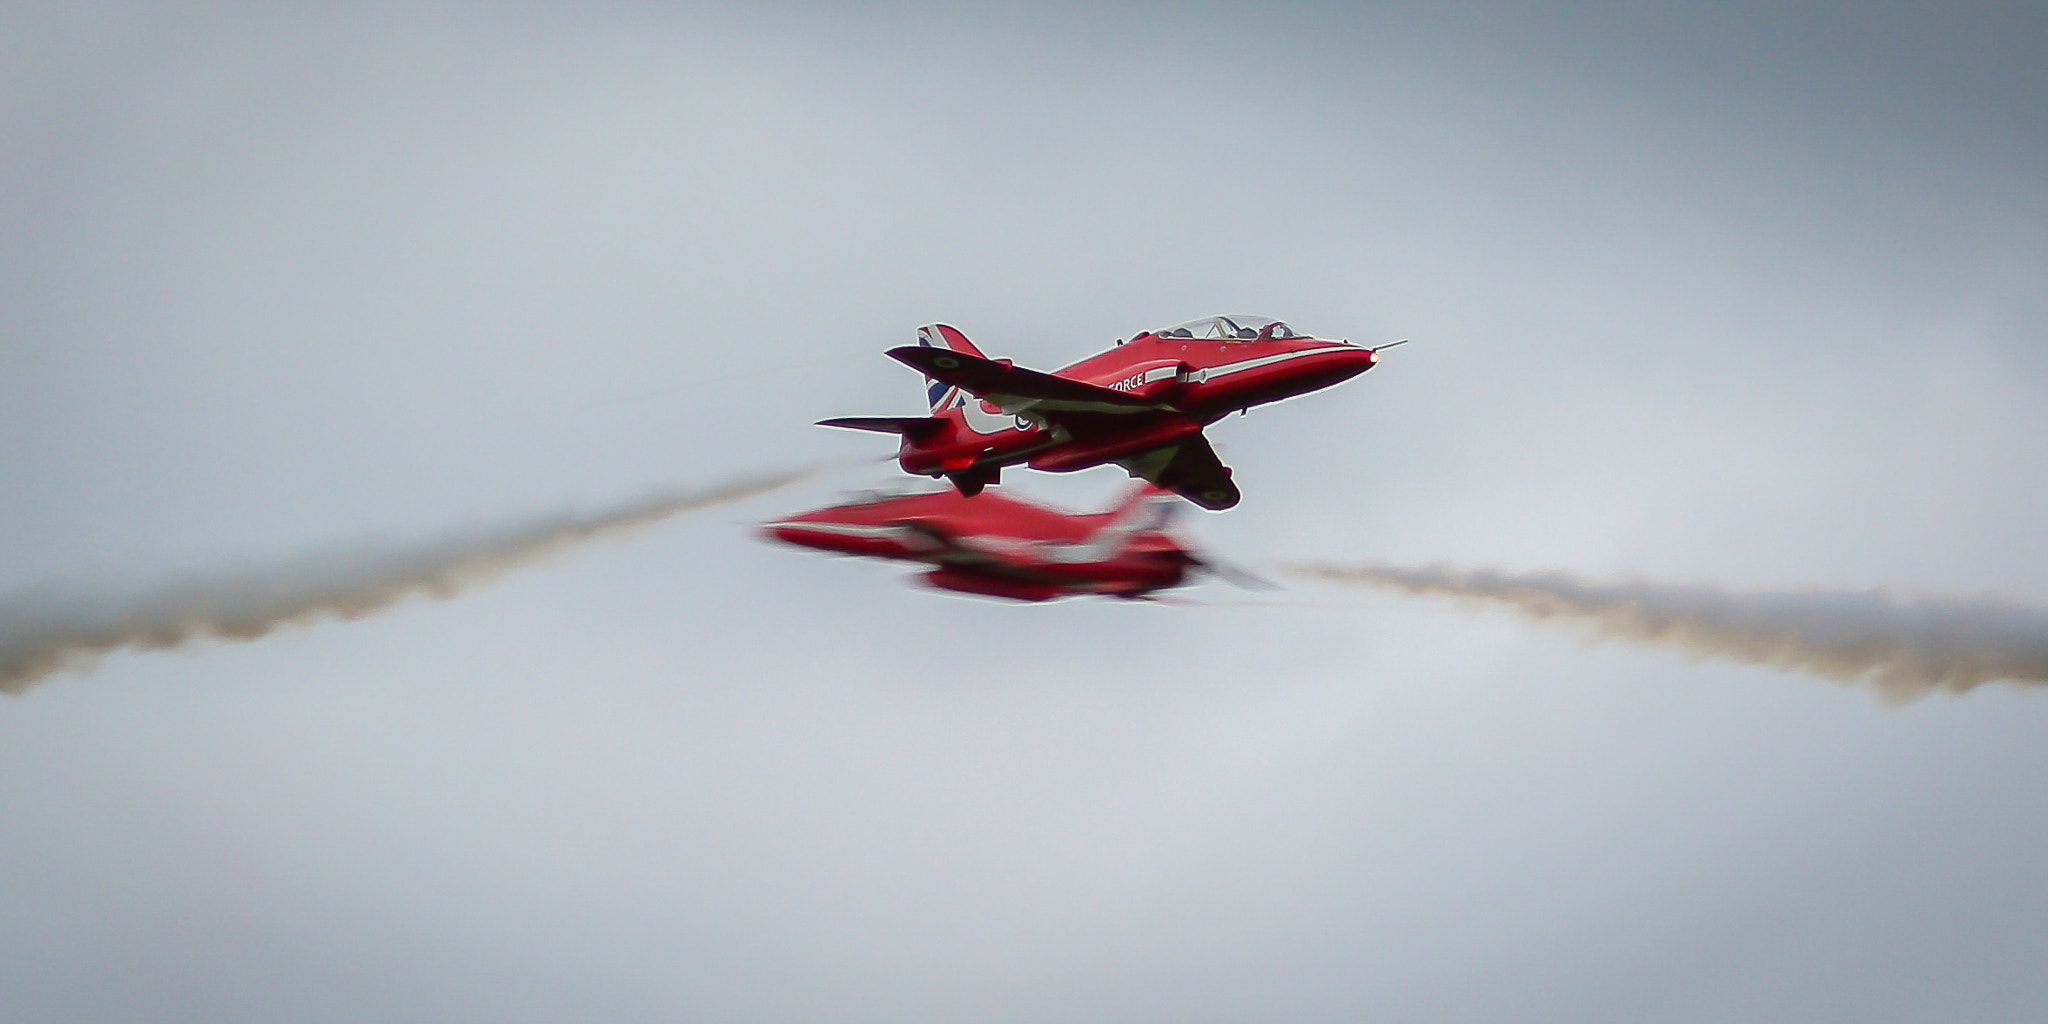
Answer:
1117;434;1241;511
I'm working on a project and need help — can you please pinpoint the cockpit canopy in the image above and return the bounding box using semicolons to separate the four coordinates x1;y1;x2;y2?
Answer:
1151;314;1303;341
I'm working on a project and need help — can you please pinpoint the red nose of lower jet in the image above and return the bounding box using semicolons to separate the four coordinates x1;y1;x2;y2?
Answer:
762;514;911;558
760;514;852;551
761;520;830;550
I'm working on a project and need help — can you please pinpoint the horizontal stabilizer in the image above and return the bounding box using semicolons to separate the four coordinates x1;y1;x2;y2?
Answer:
886;346;1160;414
816;416;949;440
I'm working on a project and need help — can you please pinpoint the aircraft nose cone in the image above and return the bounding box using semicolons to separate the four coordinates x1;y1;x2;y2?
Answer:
761;518;830;548
761;522;807;544
1312;342;1379;382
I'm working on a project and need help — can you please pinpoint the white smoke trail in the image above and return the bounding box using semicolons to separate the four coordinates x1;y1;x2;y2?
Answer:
0;468;819;693
1286;563;2048;702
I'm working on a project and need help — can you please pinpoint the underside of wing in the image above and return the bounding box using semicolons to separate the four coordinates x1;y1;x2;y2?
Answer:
1117;433;1241;511
887;346;1160;415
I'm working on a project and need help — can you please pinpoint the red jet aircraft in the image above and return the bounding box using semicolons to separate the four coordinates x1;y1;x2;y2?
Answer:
818;315;1384;511
763;482;1249;602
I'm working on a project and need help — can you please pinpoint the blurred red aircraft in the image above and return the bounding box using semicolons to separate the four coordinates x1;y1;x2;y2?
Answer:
762;482;1257;602
818;315;1387;511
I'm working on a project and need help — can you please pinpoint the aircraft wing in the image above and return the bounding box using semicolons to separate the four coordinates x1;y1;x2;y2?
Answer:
886;346;1160;415
1117;433;1242;511
891;518;1006;564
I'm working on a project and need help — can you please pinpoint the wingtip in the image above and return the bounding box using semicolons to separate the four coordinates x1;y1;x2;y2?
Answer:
889;345;973;375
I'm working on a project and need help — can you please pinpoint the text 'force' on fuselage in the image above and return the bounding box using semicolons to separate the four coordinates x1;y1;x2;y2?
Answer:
817;315;1384;511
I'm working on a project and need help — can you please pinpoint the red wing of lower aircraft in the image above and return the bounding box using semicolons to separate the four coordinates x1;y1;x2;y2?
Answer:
762;482;1213;602
816;317;1381;510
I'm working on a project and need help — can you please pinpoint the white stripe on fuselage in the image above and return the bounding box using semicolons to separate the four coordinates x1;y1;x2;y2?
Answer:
1187;345;1350;383
768;521;913;540
773;519;1150;566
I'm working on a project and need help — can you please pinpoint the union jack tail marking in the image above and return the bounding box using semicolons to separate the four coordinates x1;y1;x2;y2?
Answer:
916;324;987;411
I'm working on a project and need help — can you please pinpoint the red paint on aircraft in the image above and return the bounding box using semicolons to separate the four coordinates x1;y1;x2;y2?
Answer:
762;483;1202;602
817;316;1383;511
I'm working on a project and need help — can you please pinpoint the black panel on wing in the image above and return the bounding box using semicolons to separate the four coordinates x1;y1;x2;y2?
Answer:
1118;433;1241;511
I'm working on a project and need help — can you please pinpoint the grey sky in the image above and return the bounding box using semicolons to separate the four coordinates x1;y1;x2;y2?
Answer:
3;3;2045;1022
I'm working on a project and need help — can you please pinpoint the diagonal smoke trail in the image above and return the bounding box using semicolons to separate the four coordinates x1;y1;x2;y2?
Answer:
1286;562;2048;702
0;467;820;694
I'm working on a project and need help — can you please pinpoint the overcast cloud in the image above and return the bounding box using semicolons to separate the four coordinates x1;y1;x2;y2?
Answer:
3;3;2045;1022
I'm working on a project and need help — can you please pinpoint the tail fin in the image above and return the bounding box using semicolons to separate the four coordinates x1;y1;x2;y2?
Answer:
1092;483;1179;544
916;324;987;411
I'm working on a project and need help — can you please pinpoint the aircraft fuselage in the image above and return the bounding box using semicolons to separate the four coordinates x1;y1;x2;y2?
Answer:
896;332;1375;478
